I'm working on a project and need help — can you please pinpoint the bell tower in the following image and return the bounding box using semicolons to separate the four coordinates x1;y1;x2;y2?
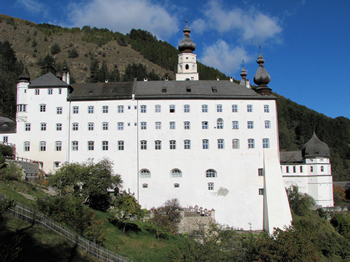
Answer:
176;20;199;81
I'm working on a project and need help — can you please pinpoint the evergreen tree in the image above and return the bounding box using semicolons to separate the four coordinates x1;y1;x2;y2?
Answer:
89;58;99;83
37;54;56;75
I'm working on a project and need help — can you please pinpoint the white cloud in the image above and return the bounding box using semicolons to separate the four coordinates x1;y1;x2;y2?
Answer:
15;0;48;16
66;0;179;40
192;0;282;44
200;40;252;76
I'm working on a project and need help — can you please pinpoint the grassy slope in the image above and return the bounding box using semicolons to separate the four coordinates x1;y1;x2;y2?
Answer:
0;180;188;261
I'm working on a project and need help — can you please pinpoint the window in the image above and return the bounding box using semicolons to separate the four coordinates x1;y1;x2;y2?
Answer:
171;169;182;177
248;139;255;149
155;104;161;113
58;88;62;94
24;141;30;151
259;188;264;195
143;183;148;188
140;169;151;178
25;123;31;131
265;121;271;129
170;122;175;130
184;121;190;130
208;182;214;190
56;123;62;131
286;166;289;173
184;140;191;149
310;166;313;172
169;105;175;113
141;140;147;150
218;139;224;149
202;121;208;129
48;89;53;95
184;105;190;113
206;169;217;178
118;141;124;150
258;168;263;176
40;104;46;112
264;105;270;113
118;122;124;130
174;183;180;188
141;122;147;130
41;123;47;131
247;105;253;112
56;107;62;114
88;122;94;131
170;140;176;150
155;140;161;150
247;121;254;129
102;141;108;151
263;138;270;148
3;136;8;143
40;141;46;151
155;122;161;129
232;121;239;129
73;106;79;114
232;104;238;112
103;122;108;130
72;123;78;131
141;105;147;113
118;105;124;113
202;139;209;149
88;141;94;151
232;139;240;149
217;118;223;129
321;166;324;172
35;89;40;95
217;104;222;112
54;162;61;168
300;166;303;173
55;141;62;151
17;104;27;112
293;166;296;173
103;105;109;113
88;106;94;114
202;104;208;113
72;141;78;151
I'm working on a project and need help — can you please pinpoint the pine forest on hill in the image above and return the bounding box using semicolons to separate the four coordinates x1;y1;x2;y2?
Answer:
0;14;349;181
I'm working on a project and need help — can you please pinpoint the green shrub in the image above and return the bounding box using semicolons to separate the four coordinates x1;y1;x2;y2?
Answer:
50;43;61;55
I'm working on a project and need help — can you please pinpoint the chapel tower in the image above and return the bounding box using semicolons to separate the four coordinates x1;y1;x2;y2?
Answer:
176;20;199;81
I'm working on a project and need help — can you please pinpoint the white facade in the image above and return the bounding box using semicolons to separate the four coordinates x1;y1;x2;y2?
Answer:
3;24;294;232
281;157;334;207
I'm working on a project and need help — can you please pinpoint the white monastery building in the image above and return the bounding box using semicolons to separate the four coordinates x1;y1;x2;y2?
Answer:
1;22;333;232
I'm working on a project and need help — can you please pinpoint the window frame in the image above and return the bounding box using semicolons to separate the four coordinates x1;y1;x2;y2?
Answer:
202;139;209;149
247;121;254;129
218;139;224;149
88;106;94;114
118;140;124;150
155;122;161;130
56;107;62;114
184;104;190;113
184;140;191;149
202;104;208;113
103;105;109;113
232;121;239;129
118;122;124;130
88;122;94;131
102;122;108;130
40;104;46;112
155;140;161;150
140;140;147;150
170;140;176;150
102;141;108;151
55;141;62;151
170;121;175;130
184;121;190;130
217;104;222;112
232;104;238;112
140;105;147;113
263;138;270;148
171;169;182;178
41;123;47;131
88;141;94;151
72;141;78;151
73;106;79;114
56;123;62;131
206;169;217;178
40;141;46;151
118;105;124;113
217;118;223;129
155;104;161;113
248;138;255;149
72;123;79;131
232;139;240;149
24;141;30;151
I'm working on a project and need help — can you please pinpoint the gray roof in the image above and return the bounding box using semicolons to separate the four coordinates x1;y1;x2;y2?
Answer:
0;116;16;133
280;151;303;163
69;82;134;101
302;132;330;158
29;72;68;88
67;80;276;101
134;80;275;100
7;160;40;175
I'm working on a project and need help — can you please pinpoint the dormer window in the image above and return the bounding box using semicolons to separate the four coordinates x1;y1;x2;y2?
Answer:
162;88;167;93
186;87;191;92
211;87;217;93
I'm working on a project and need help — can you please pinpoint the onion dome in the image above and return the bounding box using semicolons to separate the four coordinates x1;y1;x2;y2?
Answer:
18;70;30;82
240;66;248;86
302;132;330;158
178;20;196;53
254;51;270;86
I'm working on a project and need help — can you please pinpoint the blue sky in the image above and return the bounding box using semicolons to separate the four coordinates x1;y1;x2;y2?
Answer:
1;0;349;119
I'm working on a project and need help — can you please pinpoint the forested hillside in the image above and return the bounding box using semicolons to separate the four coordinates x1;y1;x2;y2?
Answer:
0;14;349;180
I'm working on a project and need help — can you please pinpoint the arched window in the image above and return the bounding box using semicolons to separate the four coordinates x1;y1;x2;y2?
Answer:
171;169;182;178
140;169;151;178
217;118;223;129
206;169;217;178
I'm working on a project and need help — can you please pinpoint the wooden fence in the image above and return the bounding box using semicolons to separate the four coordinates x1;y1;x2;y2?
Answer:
7;200;131;262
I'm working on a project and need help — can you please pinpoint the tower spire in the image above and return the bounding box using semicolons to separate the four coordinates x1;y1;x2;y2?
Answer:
254;48;272;95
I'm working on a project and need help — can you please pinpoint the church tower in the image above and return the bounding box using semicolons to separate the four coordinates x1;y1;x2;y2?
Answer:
176;21;199;81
